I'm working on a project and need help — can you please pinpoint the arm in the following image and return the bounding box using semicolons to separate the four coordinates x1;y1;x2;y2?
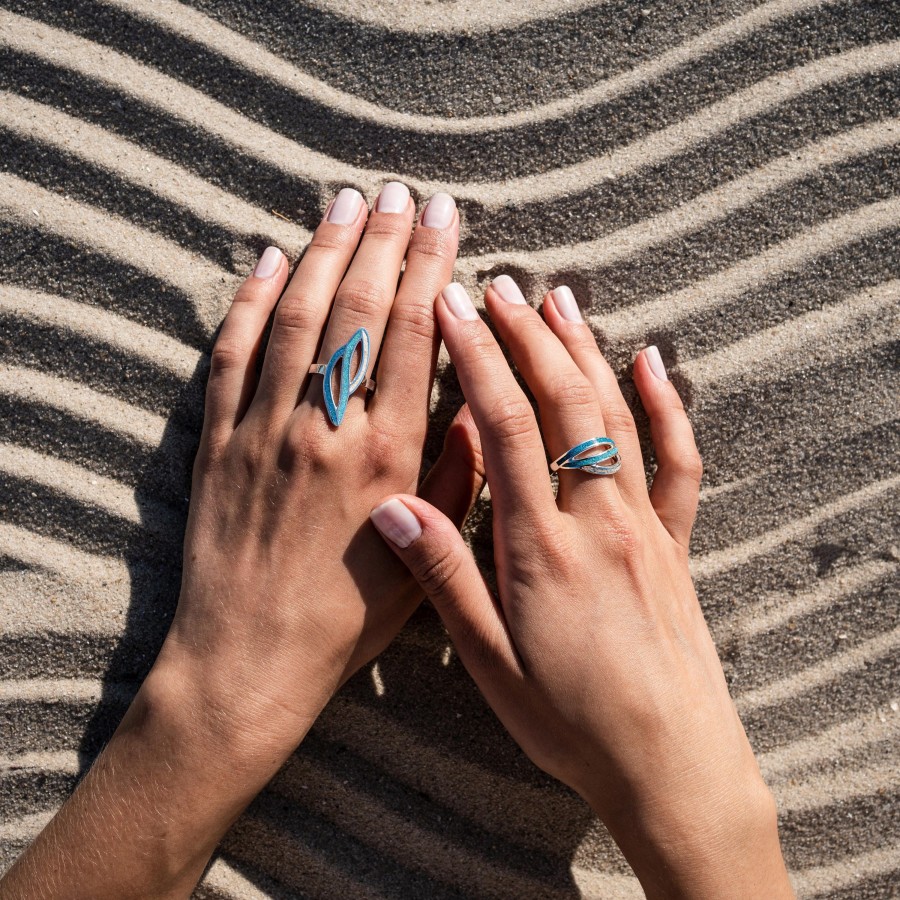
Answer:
371;277;794;899
1;184;482;899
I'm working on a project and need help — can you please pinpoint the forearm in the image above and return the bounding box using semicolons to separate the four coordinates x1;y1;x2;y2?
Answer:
1;658;308;900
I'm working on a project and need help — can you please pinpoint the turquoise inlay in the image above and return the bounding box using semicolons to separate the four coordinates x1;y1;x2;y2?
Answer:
322;327;370;426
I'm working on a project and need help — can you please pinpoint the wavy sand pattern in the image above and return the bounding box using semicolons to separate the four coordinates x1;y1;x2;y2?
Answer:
0;1;898;897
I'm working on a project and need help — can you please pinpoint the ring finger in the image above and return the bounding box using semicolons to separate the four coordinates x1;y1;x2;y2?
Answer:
484;275;620;515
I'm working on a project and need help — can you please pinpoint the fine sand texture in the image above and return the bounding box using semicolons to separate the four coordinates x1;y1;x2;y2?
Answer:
1;1;898;897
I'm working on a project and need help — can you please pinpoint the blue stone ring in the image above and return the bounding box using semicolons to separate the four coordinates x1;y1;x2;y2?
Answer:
550;437;621;476
308;327;376;427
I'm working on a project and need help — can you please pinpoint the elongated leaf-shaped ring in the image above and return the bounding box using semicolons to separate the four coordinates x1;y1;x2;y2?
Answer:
308;327;376;426
550;437;621;476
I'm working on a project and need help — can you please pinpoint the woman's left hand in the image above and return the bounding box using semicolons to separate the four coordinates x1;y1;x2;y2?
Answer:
1;185;483;899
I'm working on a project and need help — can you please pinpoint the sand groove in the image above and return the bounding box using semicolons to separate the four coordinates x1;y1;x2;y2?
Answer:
0;1;896;896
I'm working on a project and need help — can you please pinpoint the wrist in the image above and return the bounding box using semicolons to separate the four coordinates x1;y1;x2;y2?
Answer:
592;769;793;899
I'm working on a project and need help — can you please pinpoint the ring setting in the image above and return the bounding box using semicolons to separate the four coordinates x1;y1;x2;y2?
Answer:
550;437;621;476
308;327;375;426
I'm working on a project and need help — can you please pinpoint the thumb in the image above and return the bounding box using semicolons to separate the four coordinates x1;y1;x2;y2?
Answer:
418;403;485;529
370;494;520;684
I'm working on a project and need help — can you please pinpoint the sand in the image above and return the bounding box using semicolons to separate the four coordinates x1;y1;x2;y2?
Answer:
0;0;898;896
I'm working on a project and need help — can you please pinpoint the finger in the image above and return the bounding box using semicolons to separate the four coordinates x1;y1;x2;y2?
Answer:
253;187;368;420
543;286;648;506
418;404;485;528
202;247;288;450
372;193;459;433
436;283;557;524
484;276;619;515
305;182;416;423
370;494;522;691
633;346;703;548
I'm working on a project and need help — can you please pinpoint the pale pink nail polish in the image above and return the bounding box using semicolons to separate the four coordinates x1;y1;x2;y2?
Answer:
421;192;456;229
441;283;478;320
377;181;410;214
327;188;364;225
551;285;582;322
645;345;669;381
254;246;282;279
370;499;422;548
491;274;526;305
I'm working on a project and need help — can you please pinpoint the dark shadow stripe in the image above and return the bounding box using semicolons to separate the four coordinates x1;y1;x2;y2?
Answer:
0;127;256;271
0;50;322;228
694;418;900;556
171;0;763;117
0;472;180;558
779;790;900;870
741;650;898;754
698;493;898;642
227;792;474;900
628;229;900;365
0;222;211;349
720;569;897;691
293;731;599;881
573;150;900;314
0;688;136;755
0;633;160;681
5;0;897;183
0;396;196;506
0;312;201;421
461;69;900;255
809;869;900;899
0;771;77;819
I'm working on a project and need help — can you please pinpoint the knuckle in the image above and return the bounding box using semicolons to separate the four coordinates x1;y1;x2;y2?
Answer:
388;300;436;343
310;227;360;253
362;216;412;241
364;421;412;476
601;402;638;439
674;450;704;485
282;420;330;470
486;397;537;444
209;339;246;377
336;279;391;319
415;544;464;602
274;294;317;335
543;375;597;413
409;227;456;263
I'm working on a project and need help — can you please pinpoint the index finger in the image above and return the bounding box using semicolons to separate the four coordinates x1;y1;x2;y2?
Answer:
435;283;556;523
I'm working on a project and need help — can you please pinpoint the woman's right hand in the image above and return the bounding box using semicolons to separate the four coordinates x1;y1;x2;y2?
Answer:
370;277;794;899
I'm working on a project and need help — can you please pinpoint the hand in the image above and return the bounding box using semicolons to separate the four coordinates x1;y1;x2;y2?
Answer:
1;185;483;899
370;277;793;899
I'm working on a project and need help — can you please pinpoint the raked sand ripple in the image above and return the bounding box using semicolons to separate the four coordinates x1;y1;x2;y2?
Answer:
0;1;898;897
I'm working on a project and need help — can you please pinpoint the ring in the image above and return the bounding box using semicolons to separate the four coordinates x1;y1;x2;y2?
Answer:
308;327;376;426
550;437;621;476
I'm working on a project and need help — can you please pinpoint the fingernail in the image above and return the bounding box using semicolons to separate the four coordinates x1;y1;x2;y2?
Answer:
645;345;668;381
441;283;478;321
421;192;456;229
327;187;364;225
377;181;410;214
551;285;582;322
253;246;282;279
370;499;422;548
491;274;526;305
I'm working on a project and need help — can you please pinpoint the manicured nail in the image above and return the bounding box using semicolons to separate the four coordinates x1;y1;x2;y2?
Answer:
377;181;410;214
327;187;364;225
491;274;526;305
253;246;282;279
370;499;422;548
645;345;668;381
551;285;582;322
441;283;478;320
421;192;456;229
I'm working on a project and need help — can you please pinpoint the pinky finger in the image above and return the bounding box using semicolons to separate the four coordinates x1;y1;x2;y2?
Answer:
202;246;288;449
633;346;703;549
